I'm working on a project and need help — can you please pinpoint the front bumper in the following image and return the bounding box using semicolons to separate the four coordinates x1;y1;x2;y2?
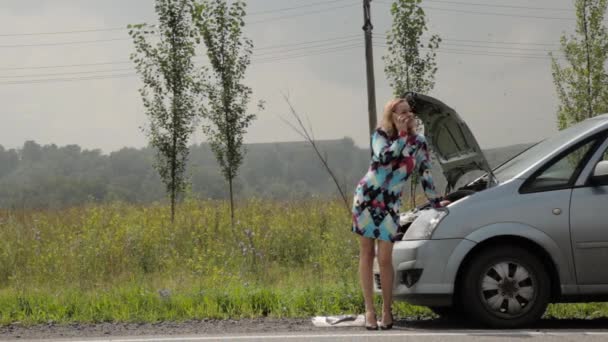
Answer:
373;239;464;307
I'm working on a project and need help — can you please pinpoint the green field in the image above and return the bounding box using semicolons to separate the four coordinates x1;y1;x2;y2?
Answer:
0;199;607;326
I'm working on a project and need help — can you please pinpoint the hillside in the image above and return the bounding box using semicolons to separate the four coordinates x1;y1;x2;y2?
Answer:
0;139;534;209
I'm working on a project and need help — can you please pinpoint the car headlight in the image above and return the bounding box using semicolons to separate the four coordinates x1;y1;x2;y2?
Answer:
402;208;448;240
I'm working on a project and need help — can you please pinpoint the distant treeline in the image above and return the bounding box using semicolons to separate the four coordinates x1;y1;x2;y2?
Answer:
0;139;531;209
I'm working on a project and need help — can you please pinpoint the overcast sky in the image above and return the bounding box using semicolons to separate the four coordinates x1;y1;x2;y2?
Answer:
0;0;584;152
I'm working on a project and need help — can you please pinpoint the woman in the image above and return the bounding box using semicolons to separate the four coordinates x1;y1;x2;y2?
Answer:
352;96;448;330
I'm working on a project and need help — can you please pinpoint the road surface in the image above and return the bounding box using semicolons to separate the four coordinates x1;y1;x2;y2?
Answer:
10;330;608;342
3;318;608;341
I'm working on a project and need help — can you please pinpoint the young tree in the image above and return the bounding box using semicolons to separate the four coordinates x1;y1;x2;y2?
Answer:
551;0;608;130
129;0;202;222
383;0;441;97
194;0;262;227
382;0;441;206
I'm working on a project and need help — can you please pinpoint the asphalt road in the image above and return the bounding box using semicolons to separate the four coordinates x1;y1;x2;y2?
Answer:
11;330;608;342
4;318;608;342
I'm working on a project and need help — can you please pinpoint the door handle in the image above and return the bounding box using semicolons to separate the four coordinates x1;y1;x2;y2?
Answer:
553;208;562;215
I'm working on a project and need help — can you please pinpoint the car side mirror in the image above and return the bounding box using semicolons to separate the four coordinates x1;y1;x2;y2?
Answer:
591;160;608;185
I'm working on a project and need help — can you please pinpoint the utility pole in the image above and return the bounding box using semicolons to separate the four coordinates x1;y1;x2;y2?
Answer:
363;0;377;136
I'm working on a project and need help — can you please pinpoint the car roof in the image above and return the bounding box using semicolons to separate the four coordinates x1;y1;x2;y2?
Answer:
582;113;608;134
589;113;608;120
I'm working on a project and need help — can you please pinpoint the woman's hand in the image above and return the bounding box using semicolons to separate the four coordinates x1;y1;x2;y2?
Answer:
439;200;451;207
394;113;413;134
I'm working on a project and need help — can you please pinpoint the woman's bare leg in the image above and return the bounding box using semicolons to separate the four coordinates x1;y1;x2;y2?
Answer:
377;240;394;325
359;236;377;325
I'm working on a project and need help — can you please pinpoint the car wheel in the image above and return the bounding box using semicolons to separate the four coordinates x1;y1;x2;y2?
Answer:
460;245;551;328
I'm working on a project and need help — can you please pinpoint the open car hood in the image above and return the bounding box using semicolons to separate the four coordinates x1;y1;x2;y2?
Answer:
406;93;492;191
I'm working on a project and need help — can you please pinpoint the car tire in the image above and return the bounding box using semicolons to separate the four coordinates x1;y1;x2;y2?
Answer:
460;245;551;328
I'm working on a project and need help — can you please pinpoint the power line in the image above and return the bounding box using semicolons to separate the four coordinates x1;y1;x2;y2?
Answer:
373;33;561;47
440;42;558;53
0;29;570;82
0;40;558;76
0;35;362;71
0;61;133;71
443;38;559;47
0;73;136;85
0;68;135;79
0;38;131;48
247;2;358;25
254;38;361;57
255;35;359;50
0;1;585;50
2;32;561;51
375;1;584;21
0;34;358;50
424;0;572;12
1;30;569;75
375;41;543;56
374;43;559;60
373;35;564;54
0;44;364;84
375;39;560;53
0;9;359;49
0;1;358;38
422;5;578;20
248;0;354;16
0;27;127;37
0;39;565;85
253;43;362;63
433;49;556;61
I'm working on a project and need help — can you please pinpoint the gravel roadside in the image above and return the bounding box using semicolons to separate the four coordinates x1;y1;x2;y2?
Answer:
3;317;608;340
0;318;348;340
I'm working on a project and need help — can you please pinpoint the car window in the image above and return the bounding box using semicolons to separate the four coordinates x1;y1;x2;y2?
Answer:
493;120;600;183
524;139;596;191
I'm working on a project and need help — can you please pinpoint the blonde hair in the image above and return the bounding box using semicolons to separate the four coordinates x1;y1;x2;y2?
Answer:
378;98;405;137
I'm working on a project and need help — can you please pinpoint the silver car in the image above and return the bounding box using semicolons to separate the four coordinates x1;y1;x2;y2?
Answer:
373;94;608;328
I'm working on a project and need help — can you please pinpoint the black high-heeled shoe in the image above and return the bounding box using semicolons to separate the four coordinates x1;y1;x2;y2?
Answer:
379;312;394;330
364;313;378;330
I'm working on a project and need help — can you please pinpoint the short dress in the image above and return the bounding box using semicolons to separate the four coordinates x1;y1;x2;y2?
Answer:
351;128;442;242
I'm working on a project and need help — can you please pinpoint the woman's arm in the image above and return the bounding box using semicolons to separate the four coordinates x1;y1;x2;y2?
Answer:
372;129;407;165
414;135;443;208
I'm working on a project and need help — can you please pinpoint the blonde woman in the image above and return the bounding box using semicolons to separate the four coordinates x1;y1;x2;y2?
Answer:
352;96;448;330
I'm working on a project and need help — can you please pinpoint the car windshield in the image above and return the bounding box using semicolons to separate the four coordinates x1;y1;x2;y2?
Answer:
493;119;602;183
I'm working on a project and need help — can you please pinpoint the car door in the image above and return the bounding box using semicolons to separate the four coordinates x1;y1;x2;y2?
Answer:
570;134;608;286
516;136;600;288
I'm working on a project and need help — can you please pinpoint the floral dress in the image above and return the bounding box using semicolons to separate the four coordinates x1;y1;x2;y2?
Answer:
351;128;442;242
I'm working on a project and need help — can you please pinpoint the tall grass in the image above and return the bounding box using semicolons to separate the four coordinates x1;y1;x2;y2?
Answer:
0;198;397;325
0;199;353;289
0;198;606;325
